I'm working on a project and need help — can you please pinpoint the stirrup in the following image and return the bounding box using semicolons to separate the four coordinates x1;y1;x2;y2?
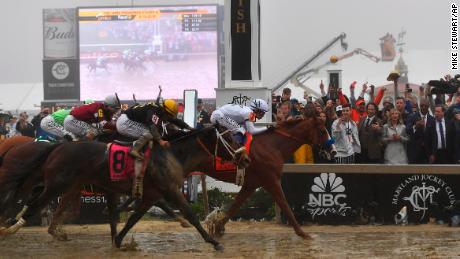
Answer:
129;149;144;160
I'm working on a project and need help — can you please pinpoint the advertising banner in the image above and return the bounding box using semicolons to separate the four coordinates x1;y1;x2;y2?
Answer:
43;8;76;59
43;59;79;101
282;173;460;225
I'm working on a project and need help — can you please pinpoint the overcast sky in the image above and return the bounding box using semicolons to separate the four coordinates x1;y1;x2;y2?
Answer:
0;0;454;108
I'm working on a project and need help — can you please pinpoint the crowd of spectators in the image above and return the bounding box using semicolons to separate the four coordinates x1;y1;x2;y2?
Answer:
0;108;51;140
272;76;460;165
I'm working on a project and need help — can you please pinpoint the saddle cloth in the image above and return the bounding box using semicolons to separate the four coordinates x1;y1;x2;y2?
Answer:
215;133;253;171
108;143;150;181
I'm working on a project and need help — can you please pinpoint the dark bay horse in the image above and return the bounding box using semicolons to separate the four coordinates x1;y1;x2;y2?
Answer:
200;116;330;239
0;125;249;251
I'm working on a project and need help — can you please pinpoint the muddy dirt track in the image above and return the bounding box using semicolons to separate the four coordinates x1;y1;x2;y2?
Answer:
1;220;460;258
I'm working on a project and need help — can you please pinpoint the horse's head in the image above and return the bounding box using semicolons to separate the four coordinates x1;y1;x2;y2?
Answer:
303;115;335;160
276;116;333;160
202;124;251;168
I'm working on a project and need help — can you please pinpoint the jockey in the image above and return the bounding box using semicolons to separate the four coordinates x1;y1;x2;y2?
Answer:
210;98;269;144
40;109;75;141
116;99;191;199
63;95;120;140
116;99;192;160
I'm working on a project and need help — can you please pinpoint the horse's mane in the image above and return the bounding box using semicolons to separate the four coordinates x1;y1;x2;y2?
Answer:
276;116;305;126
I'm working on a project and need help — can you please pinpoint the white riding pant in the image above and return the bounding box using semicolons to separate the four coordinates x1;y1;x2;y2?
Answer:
63;115;99;138
116;114;149;138
40;115;75;139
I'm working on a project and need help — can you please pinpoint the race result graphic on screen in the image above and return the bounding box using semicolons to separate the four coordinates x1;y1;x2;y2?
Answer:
78;6;218;101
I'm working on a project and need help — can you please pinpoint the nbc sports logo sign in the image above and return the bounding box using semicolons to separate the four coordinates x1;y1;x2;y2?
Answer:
305;173;351;219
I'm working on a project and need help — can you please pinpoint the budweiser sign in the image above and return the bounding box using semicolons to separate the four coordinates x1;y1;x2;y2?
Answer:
43;8;76;59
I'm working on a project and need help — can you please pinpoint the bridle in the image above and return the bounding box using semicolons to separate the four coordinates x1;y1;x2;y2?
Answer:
196;127;246;161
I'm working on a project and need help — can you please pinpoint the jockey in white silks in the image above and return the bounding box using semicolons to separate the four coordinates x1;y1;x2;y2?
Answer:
210;99;269;144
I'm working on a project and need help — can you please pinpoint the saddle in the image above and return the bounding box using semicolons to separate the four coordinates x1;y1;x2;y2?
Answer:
107;143;150;181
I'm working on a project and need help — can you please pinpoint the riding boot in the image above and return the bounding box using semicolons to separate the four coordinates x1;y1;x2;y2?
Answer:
129;133;153;160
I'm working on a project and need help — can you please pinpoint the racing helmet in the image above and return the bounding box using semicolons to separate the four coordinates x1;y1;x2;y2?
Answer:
249;99;269;113
163;99;178;117
104;94;119;109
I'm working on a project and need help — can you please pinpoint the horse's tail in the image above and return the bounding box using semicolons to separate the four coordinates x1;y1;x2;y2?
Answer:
0;143;62;214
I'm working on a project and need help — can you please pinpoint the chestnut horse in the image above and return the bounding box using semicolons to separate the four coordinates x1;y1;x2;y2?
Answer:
108;117;329;239
200;116;330;239
0;125;249;251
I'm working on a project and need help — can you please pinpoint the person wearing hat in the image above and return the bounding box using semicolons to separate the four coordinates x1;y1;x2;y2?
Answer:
116;99;192;199
350;98;367;123
64;95;120;141
331;103;361;164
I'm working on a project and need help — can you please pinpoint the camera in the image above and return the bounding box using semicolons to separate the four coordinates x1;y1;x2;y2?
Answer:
345;128;352;135
428;74;460;94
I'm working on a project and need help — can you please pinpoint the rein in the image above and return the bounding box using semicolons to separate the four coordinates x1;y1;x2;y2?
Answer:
174;126;244;161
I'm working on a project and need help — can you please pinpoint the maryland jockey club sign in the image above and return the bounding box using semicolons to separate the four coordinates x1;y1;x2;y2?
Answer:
392;175;456;222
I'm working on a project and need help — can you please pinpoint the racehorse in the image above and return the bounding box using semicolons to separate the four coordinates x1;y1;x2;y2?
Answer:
0;136;34;161
0;137;51;223
200;116;330;239
48;116;330;241
87;58;110;73
123;55;146;71
0;125;250;251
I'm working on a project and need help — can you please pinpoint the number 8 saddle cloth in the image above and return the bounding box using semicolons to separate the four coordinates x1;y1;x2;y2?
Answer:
107;143;150;181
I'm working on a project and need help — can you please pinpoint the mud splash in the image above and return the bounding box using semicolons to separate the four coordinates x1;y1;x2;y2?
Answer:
1;221;460;258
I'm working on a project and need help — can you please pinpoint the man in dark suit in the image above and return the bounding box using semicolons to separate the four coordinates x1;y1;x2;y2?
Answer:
405;98;434;164
426;105;454;164
358;102;383;163
196;99;210;129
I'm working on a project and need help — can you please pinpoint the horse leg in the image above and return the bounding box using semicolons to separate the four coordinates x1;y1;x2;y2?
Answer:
0;186;57;236
263;180;310;239
48;188;81;241
114;199;153;248
154;199;191;228
213;184;256;237
106;193;119;244
163;187;224;251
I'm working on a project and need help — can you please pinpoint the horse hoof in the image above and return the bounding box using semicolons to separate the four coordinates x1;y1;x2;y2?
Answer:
114;237;123;248
299;232;312;240
55;233;69;241
214;244;224;251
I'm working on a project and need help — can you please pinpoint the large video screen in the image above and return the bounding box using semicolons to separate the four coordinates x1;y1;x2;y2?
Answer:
78;5;218;101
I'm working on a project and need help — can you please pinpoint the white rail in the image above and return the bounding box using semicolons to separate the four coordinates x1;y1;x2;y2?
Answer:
283;164;460;175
